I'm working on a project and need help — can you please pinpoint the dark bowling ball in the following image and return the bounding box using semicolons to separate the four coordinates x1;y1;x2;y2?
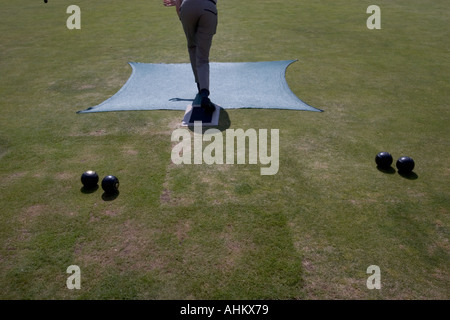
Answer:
102;175;119;194
375;152;393;169
396;156;415;174
81;170;99;189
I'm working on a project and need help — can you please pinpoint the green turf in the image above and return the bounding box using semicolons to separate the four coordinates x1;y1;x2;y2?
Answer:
0;0;448;299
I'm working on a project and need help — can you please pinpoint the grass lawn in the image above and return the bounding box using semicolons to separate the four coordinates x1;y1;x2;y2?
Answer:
0;0;448;299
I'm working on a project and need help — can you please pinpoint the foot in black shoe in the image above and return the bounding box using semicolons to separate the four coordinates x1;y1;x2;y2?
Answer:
199;89;215;113
201;96;215;114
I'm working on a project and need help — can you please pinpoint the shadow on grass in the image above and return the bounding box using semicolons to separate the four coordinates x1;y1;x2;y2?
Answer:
102;191;120;201
376;166;396;174
80;185;99;194
398;171;419;180
377;166;419;180
81;186;121;199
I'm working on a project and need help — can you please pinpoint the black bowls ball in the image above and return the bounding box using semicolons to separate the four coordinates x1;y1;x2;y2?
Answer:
375;152;393;169
101;175;120;194
396;156;415;174
81;170;99;189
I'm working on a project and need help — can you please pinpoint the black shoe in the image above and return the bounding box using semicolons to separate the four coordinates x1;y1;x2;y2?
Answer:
199;89;215;113
201;96;215;114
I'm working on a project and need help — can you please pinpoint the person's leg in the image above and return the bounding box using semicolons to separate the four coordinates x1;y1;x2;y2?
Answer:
196;5;217;112
195;31;213;93
180;4;200;86
195;5;217;93
180;1;217;113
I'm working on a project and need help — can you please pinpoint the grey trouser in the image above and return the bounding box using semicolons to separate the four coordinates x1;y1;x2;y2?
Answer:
180;0;218;92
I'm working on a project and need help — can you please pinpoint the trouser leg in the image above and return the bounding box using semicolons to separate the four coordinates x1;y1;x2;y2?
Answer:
181;19;199;84
195;30;214;92
180;1;217;93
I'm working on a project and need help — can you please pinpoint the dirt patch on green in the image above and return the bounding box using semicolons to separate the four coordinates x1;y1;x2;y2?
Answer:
75;219;167;272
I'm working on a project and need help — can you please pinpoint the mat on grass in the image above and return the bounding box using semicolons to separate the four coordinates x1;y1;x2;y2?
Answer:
77;60;321;113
